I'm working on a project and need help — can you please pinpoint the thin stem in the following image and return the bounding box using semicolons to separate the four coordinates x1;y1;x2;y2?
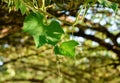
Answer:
56;55;62;77
41;0;45;11
73;5;84;26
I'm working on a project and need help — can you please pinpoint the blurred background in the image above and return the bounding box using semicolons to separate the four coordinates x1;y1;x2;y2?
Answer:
0;0;120;83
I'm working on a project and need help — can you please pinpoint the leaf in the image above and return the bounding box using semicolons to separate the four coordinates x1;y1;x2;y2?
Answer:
23;12;64;48
20;2;26;15
98;0;118;11
33;35;47;48
110;3;118;11
46;20;64;45
15;0;20;10
14;0;26;15
8;0;13;7
54;40;79;57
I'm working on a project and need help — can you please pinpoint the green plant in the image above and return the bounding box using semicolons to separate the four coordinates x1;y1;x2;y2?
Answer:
1;0;119;57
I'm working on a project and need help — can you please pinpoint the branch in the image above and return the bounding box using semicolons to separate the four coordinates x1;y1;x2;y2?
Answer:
76;23;119;46
3;53;38;66
115;32;120;40
4;78;43;82
73;29;120;60
108;0;120;4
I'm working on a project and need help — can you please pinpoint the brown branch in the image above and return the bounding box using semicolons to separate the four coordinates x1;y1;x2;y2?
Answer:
0;26;22;38
3;47;52;66
115;32;120;40
76;23;119;46
73;29;120;60
4;78;43;83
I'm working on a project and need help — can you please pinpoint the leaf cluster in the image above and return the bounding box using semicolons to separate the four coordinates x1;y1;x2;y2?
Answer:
1;0;119;57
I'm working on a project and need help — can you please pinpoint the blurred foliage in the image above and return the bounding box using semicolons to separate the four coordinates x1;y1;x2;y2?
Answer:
0;31;120;83
0;0;120;83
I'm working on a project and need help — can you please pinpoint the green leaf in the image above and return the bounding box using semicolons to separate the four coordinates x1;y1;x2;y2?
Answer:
54;40;79;57
33;35;47;48
20;2;26;15
46;20;64;45
15;0;20;10
110;3;118;11
23;12;64;48
98;0;118;11
15;0;26;15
